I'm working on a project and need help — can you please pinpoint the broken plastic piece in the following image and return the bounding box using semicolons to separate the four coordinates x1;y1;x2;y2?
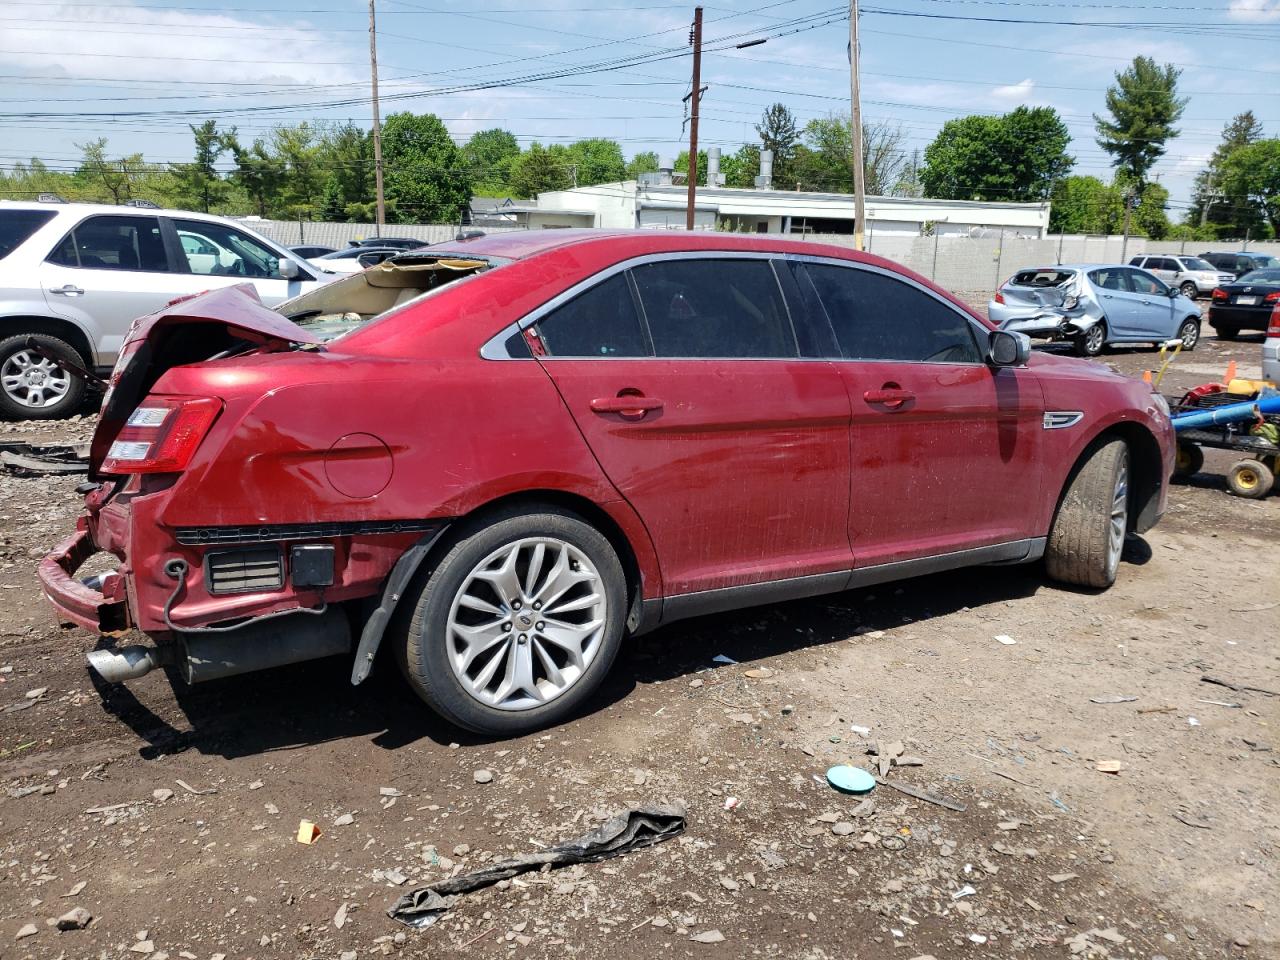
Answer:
296;819;321;844
388;805;686;928
826;765;875;795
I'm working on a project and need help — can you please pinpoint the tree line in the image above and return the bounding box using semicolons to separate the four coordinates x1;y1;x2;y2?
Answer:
2;54;1275;239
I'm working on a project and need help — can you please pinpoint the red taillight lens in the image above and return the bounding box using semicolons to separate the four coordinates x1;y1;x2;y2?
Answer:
1211;288;1228;302
1264;291;1280;304
101;396;221;474
994;291;1005;305
1268;304;1280;337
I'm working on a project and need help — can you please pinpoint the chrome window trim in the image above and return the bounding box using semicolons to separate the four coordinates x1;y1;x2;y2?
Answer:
480;250;804;361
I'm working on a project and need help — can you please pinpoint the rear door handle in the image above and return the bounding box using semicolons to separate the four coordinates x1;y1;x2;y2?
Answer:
590;395;664;418
863;387;914;408
50;284;84;296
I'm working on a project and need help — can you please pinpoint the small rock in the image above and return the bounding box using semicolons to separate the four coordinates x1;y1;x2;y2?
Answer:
55;907;92;930
340;952;357;960
334;902;349;929
130;940;155;953
831;822;855;836
248;780;264;790
719;876;739;891
553;882;575;895
152;788;174;803
690;929;725;944
61;881;87;898
25;687;48;699
689;678;703;688
474;769;494;784
453;844;471;857
15;923;38;940
727;712;755;724
334;813;355;826
1050;873;1079;884
379;787;402;797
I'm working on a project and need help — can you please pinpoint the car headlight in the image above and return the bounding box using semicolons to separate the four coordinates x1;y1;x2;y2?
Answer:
1063;295;1079;309
1151;392;1170;417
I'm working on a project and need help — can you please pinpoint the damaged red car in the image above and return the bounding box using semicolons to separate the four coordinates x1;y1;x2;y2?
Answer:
40;231;1174;735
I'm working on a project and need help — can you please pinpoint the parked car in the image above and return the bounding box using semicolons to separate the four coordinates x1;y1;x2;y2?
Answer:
40;231;1174;736
0;201;332;419
1127;254;1233;298
988;264;1201;357
348;237;427;251
1264;301;1280;383
1199;251;1280;278
289;244;336;260
307;246;405;274
1208;268;1280;338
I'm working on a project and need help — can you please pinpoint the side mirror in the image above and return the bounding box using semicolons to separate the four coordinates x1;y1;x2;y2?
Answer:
1168;286;1179;298
279;258;300;280
988;329;1030;367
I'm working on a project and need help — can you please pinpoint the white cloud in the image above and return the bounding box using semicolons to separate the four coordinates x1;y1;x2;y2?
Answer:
0;1;361;86
991;78;1035;102
1227;0;1280;21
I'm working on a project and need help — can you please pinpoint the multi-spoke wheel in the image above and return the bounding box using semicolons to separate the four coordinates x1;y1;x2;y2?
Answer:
402;507;626;735
1046;438;1130;589
0;334;85;420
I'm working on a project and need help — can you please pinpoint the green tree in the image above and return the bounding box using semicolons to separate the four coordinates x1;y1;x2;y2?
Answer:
791;114;906;194
673;149;708;187
564;138;626;186
755;103;800;187
922;107;1072;201
625;151;659;180
1189;113;1266;236
1049;175;1121;234
1094;56;1186;236
171;120;229;212
75;138;138;204
1132;180;1171;239
381;112;472;223
508;142;572;198
1218;138;1280;237
269;123;325;219
316;121;373;218
461;128;520;196
224;135;285;218
720;143;761;188
318;175;345;221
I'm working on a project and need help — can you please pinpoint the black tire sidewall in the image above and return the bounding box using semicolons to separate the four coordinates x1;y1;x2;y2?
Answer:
1180;282;1197;298
0;333;87;420
403;509;627;735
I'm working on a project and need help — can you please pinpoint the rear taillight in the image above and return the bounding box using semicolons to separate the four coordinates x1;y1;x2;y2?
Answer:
101;396;221;474
1264;291;1280;304
1211;288;1228;302
1268;304;1280;338
993;291;1005;305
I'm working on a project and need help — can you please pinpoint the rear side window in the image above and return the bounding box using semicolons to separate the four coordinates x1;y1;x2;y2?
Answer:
45;215;168;272
536;273;649;358
630;258;795;358
0;209;56;260
802;263;982;364
1011;269;1072;287
1127;269;1166;295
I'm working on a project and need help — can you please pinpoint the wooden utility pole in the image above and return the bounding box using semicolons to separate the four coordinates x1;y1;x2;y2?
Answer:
369;0;386;234
849;0;866;251
685;6;703;231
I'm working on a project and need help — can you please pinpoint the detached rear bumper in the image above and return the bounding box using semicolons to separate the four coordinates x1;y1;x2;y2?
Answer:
38;528;129;633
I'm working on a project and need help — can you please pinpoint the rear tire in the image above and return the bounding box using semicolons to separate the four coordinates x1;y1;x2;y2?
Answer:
1226;459;1274;500
0;333;86;420
1075;322;1106;357
1173;441;1204;479
401;506;627;736
1046;439;1129;589
1213;325;1238;341
1179;281;1198;299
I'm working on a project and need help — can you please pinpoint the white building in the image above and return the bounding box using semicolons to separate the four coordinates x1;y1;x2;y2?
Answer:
503;152;1049;239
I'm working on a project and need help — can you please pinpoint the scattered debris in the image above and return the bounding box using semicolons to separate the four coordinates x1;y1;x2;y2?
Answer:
175;779;215;795
881;780;966;813
15;923;38;940
711;654;737;665
1200;675;1278;698
333;813;355;826
152;788;174;803
994;635;1016;645
690;929;725;944
1089;695;1137;704
474;769;494;785
1172;812;1212;830
296;820;322;844
389;806;686;928
826;765;875;795
0;442;89;476
56;907;92;931
1095;760;1125;774
743;667;773;679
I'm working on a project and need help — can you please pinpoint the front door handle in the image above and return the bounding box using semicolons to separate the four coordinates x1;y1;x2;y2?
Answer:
863;386;914;409
50;284;84;296
590;395;664;419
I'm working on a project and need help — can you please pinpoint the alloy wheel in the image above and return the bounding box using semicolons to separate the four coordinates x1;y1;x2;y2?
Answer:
446;537;607;711
1084;325;1105;355
1180;282;1197;299
1106;450;1129;579
1;350;71;409
1179;321;1199;350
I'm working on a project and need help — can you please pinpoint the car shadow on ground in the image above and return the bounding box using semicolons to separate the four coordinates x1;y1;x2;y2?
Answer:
88;551;1155;761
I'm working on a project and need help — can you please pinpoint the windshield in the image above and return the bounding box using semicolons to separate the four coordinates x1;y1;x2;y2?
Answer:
1252;255;1279;268
0;209;56;260
1239;268;1280;283
1180;257;1214;271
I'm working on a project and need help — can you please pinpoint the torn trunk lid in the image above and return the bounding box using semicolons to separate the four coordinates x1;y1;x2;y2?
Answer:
89;284;323;479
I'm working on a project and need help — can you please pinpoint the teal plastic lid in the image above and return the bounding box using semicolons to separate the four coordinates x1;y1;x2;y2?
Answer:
826;765;876;794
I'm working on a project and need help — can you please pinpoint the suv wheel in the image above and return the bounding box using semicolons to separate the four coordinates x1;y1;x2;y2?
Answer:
1213;325;1238;341
0;334;86;420
1179;281;1198;299
1046;439;1129;589
402;506;626;735
1075;322;1106;357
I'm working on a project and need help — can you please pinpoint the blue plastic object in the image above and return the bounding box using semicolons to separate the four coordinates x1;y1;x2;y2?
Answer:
1171;392;1280;432
826;765;876;794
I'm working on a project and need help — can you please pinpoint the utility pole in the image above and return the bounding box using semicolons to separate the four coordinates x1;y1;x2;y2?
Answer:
684;6;703;231
369;0;386;234
1120;185;1136;263
849;0;866;251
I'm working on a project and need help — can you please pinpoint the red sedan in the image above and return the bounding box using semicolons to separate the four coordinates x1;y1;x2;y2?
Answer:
41;230;1174;735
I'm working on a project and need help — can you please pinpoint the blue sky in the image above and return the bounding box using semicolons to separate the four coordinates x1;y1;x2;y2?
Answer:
2;0;1278;216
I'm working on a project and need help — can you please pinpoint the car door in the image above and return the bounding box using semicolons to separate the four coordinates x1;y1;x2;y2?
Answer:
1148;257;1177;285
37;213;180;366
529;255;853;598
1124;268;1178;339
791;258;1045;568
167;218;316;305
1088;267;1143;338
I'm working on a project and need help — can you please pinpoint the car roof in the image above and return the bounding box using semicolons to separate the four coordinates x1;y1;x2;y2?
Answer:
0;199;264;223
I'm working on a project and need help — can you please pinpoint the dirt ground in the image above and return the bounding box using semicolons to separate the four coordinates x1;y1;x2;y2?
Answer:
1;329;1277;960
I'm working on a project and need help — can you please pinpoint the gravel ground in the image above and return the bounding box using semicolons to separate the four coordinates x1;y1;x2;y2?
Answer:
1;330;1276;960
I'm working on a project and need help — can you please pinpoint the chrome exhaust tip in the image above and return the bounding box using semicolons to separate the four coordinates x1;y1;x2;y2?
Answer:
86;645;162;684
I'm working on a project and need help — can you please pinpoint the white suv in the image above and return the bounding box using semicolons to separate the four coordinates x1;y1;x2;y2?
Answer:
0;201;333;419
1127;254;1234;300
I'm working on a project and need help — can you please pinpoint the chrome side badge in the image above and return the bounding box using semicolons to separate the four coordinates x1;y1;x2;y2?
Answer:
1043;411;1084;430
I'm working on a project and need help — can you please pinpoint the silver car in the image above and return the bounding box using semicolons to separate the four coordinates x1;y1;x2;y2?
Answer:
1128;254;1233;299
988;264;1202;357
0;200;333;419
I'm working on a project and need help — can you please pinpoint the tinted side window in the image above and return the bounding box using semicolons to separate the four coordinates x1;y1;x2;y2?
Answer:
0;209;55;260
1127;269;1165;295
802;263;981;364
173;218;285;279
631;258;795;358
535;273;649;358
45;215;167;272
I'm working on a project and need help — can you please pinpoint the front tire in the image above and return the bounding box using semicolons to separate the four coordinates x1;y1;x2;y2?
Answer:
0;333;86;420
1075;322;1106;357
1046;439;1129;589
1177;318;1200;351
1226;459;1274;500
402;506;627;735
1179;281;1198;299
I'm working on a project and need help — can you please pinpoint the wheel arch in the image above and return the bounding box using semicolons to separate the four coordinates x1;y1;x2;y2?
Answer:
1051;422;1165;536
0;314;96;368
